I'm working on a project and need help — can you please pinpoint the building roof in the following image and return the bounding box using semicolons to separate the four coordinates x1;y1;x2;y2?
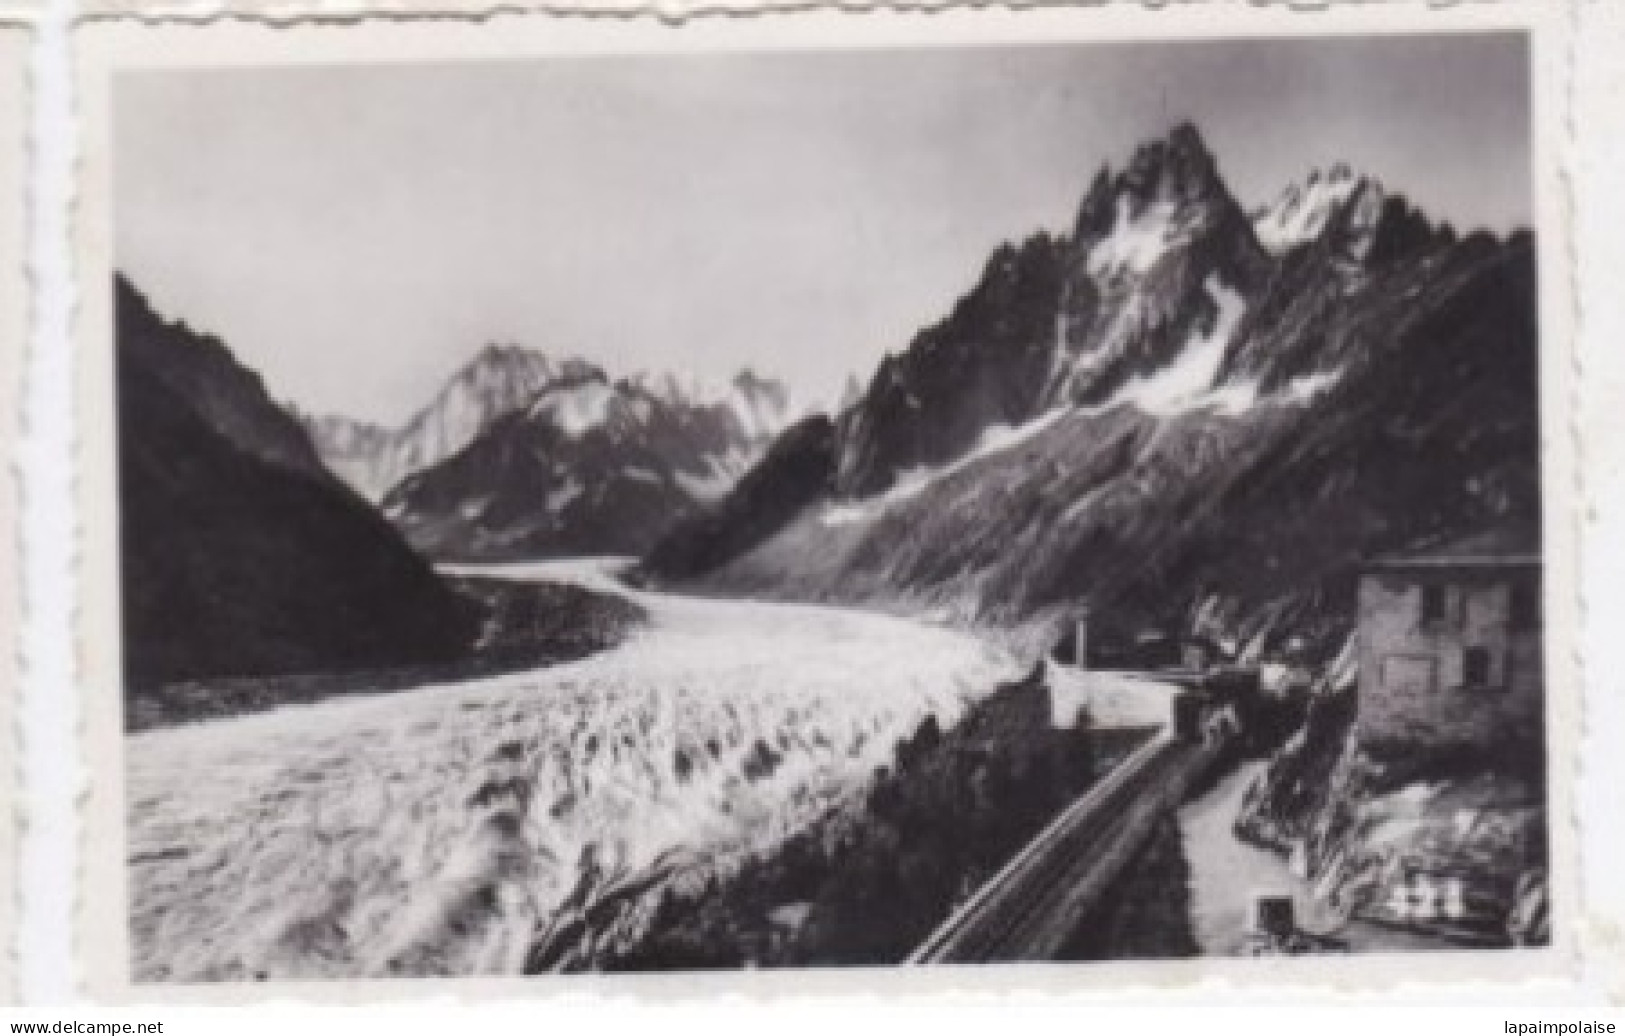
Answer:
1365;527;1542;571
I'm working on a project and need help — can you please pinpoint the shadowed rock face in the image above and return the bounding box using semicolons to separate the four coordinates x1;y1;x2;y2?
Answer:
640;415;837;582
378;366;795;562
832;234;1068;500
642;123;1540;653
300;333;796;561
117;276;337;486
116;276;480;693
831;123;1274;500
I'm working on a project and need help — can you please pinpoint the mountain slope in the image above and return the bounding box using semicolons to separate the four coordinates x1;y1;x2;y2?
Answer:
641;124;1540;658
116;276;481;694
121;278;336;485
832;124;1273;500
382;366;795;561
641;414;837;581
303;344;562;500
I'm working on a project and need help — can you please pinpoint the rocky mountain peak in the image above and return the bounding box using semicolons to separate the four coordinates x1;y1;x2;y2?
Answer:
1253;165;1380;256
472;340;529;364
452;342;556;389
1120;121;1223;209
623;367;793;425
1295;176;1445;270
633;369;708;409
1071;123;1261;293
731;368;779;398
301;341;562;500
1073;166;1117;242
646;158;1537;654
379;357;797;560
728;369;795;435
1072;123;1229;247
1249;166;1446;269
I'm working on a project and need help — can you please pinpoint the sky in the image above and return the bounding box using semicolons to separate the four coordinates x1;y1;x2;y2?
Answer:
114;32;1532;426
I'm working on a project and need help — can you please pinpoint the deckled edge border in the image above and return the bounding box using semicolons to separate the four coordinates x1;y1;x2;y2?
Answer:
55;0;1587;30
1573;0;1625;1004
0;18;31;1008
64;0;1599;1006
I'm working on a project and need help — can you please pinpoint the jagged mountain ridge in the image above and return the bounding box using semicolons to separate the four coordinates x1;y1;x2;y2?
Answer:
1250;163;1367;256
641;123;1540;657
302;334;797;560
624;367;795;442
301;344;563;501
122;279;337;487
380;364;796;560
831;124;1277;500
305;345;796;509
115;276;481;694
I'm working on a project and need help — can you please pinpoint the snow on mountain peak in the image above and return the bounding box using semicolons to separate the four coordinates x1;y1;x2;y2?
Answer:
1339;178;1392;261
625;366;796;441
625;369;714;410
1107;273;1248;415
1084;195;1188;283
527;374;618;438
1252;165;1379;255
726;370;795;440
304;344;563;500
1076;124;1233;284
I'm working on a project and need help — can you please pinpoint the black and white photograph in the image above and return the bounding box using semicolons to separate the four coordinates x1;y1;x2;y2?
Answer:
85;15;1566;987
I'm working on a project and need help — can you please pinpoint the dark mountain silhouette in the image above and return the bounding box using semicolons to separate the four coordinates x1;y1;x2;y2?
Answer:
116;276;481;696
641;414;837;581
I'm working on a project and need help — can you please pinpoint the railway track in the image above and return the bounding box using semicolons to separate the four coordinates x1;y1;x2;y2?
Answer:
909;730;1227;964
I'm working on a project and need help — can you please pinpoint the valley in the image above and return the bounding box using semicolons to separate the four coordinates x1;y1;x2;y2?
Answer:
125;560;1021;980
115;117;1547;977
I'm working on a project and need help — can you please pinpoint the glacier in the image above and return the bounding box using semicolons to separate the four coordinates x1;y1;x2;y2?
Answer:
125;559;1020;981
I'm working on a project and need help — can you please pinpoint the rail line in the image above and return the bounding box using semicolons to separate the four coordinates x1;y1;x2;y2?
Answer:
909;730;1226;963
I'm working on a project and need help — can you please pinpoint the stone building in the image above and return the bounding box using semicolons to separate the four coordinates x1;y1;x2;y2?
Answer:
1355;529;1543;753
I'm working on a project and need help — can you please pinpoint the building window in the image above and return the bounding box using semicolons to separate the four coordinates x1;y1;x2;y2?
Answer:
1463;646;1491;687
1510;582;1541;631
1420;584;1448;628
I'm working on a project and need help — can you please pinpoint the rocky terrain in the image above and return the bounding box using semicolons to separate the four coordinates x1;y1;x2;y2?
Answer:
599;669;1158;971
634;126;1547;957
117;278;652;726
116;118;1548;973
301;344;562;501
642;123;1540;665
380;365;795;561
1234;678;1549;948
